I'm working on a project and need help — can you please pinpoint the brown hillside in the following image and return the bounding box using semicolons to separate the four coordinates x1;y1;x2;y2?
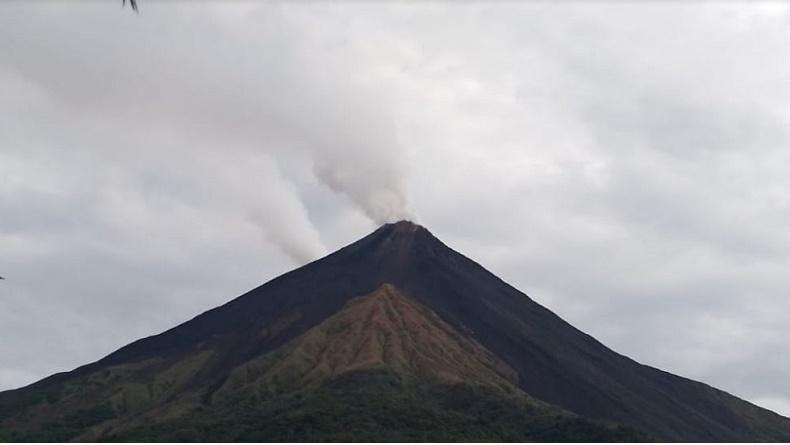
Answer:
219;283;519;394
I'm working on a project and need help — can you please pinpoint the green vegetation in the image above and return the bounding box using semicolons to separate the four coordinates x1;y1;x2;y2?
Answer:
0;402;116;442
100;370;648;442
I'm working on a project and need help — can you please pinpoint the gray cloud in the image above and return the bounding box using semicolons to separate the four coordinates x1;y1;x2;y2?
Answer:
2;1;790;418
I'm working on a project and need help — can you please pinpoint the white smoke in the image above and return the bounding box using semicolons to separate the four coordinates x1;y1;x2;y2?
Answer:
222;156;327;265
312;161;410;225
304;109;413;225
0;2;412;267
269;22;415;225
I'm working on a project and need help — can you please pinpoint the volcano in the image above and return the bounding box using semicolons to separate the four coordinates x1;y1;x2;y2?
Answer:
2;221;789;442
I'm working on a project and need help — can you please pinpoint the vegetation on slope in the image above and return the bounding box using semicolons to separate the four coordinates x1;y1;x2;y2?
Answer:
100;370;648;442
0;285;648;442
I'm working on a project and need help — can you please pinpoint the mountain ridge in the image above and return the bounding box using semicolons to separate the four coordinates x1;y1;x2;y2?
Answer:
2;220;789;442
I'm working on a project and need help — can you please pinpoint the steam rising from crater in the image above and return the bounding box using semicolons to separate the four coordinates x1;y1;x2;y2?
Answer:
279;48;414;225
311;144;411;225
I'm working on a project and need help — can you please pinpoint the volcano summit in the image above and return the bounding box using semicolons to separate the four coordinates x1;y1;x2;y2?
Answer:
1;221;789;441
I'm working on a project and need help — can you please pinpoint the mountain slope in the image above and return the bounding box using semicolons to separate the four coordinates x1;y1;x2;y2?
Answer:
0;284;642;442
236;283;519;391
1;220;789;441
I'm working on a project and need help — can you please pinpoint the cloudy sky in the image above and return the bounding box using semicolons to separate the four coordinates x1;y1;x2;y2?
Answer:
2;1;790;416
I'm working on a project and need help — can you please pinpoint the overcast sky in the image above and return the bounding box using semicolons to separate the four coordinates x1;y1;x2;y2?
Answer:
2;1;790;416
